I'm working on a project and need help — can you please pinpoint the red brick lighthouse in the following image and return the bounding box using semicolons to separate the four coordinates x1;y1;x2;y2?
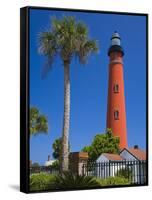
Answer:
106;31;127;149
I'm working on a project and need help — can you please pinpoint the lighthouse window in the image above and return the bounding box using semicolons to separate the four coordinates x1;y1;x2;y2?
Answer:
113;84;119;93
114;110;119;120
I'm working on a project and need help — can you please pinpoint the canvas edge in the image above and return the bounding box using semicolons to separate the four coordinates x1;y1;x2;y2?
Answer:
20;7;30;194
20;6;149;194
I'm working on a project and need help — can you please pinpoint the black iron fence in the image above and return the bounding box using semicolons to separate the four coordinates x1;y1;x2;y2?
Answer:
30;160;147;185
30;166;59;175
82;160;147;184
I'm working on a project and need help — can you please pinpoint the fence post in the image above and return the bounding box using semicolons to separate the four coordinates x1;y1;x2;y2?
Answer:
82;164;84;176
109;161;111;177
139;161;142;184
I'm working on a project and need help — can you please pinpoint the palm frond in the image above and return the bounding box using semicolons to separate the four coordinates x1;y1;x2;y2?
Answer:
52;171;100;189
41;55;55;79
38;31;57;77
77;39;99;64
38;16;99;76
76;22;88;37
30;107;48;136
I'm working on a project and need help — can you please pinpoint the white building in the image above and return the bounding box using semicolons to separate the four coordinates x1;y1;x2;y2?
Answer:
96;146;146;183
44;160;56;166
96;153;124;178
44;155;57;166
120;147;146;161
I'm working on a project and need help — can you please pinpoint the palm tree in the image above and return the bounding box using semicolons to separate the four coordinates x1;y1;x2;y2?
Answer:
30;107;48;136
38;16;98;172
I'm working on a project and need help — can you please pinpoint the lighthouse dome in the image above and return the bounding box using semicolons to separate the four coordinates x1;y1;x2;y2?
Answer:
108;31;124;56
111;31;121;46
111;31;120;39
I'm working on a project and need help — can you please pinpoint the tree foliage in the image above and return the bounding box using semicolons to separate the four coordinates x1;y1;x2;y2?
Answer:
82;129;120;161
51;160;60;170
30;107;48;136
38;16;98;77
52;137;62;160
31;162;40;167
52;137;70;160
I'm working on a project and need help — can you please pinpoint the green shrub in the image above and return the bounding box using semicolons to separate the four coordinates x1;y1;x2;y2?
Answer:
96;176;130;186
51;160;60;170
30;173;131;191
51;171;100;189
115;168;132;179
30;173;56;191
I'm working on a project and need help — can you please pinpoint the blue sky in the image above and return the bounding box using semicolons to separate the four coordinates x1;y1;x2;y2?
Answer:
29;8;147;165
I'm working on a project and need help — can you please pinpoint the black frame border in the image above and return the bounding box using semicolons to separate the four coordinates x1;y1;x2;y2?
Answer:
20;6;149;194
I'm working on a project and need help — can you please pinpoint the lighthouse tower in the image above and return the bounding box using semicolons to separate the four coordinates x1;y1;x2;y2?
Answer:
106;31;127;149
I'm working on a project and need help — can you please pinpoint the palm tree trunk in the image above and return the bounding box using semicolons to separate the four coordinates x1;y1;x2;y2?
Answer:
61;61;70;172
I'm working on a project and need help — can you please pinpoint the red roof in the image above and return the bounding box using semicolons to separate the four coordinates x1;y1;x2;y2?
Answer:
103;153;123;161
125;148;146;160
